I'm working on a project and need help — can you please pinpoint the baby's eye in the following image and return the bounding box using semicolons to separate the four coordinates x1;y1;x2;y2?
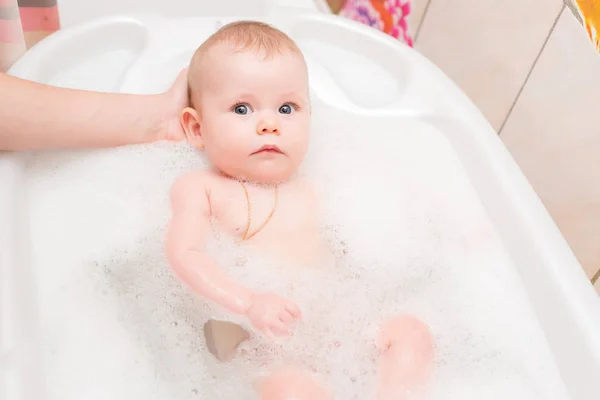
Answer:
279;104;295;115
233;104;251;115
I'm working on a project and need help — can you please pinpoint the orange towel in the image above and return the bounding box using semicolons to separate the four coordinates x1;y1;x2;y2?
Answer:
574;0;600;51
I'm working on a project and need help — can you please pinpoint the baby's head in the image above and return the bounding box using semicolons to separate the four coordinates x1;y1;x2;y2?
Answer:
181;21;310;184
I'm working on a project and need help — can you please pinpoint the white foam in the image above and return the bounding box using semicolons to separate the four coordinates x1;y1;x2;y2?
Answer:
23;67;570;399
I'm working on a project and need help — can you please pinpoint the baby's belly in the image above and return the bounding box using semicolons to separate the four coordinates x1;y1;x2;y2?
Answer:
250;234;332;268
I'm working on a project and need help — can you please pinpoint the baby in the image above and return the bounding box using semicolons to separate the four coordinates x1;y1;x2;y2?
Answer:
166;21;433;399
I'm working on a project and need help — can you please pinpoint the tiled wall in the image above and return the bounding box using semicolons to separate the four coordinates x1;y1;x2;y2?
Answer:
410;0;600;294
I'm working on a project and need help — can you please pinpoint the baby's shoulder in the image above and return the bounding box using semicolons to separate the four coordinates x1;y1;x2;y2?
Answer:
170;169;217;204
172;168;213;184
291;177;318;198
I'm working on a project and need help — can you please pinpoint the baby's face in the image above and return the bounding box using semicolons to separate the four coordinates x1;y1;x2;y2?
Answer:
185;44;311;184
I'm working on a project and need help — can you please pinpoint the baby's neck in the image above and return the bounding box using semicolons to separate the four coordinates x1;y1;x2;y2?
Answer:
237;179;280;189
217;169;300;189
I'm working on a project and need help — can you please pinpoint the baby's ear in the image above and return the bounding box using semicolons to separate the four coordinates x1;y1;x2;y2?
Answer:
181;107;204;149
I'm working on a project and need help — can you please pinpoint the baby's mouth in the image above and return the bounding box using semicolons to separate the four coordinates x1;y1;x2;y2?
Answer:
252;145;284;155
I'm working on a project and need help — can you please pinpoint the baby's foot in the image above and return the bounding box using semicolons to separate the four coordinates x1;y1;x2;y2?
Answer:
377;315;434;400
258;367;332;400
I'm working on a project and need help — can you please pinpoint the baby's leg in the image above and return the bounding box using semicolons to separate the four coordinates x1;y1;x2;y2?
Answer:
258;368;332;400
203;319;250;362
376;315;434;400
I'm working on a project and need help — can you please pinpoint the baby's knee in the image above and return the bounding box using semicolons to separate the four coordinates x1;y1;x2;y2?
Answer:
377;315;435;395
379;314;434;353
258;368;332;400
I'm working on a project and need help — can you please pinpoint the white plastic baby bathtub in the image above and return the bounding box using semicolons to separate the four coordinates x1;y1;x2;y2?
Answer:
2;4;600;400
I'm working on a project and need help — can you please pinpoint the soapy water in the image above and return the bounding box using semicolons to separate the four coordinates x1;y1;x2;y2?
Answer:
22;65;570;400
24;120;570;400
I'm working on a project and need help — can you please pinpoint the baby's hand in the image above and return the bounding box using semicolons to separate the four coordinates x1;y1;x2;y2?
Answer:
245;292;301;340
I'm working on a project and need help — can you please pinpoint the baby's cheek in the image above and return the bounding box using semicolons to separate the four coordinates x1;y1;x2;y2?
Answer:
287;133;310;160
227;127;254;150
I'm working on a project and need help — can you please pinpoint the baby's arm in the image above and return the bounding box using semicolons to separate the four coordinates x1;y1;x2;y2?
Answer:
166;172;301;338
166;172;253;315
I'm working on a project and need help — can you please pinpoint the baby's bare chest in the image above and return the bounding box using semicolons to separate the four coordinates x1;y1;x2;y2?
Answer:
210;183;320;246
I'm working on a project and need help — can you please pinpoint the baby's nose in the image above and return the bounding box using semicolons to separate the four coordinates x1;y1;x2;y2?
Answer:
257;118;280;135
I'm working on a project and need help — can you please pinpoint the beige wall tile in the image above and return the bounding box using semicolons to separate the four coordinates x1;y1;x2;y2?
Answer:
595;279;600;295
409;0;429;37
415;0;563;130
501;9;600;280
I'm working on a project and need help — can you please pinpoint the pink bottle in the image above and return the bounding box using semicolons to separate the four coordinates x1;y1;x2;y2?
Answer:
0;0;26;71
18;0;61;49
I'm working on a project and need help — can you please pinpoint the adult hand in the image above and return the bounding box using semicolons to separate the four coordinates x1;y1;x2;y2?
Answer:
154;68;189;142
0;68;191;151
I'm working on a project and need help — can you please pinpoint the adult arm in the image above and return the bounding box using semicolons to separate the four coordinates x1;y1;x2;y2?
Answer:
0;69;188;151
